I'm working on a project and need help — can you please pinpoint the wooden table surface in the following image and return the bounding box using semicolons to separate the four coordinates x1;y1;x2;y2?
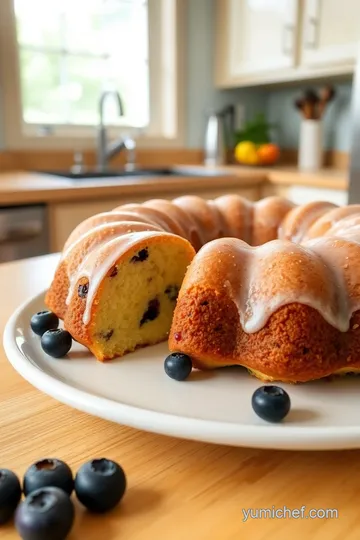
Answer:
1;255;359;540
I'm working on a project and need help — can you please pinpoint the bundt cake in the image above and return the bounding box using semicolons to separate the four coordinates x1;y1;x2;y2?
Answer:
46;195;360;382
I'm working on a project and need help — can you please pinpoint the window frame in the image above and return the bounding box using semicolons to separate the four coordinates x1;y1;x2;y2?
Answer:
0;0;185;149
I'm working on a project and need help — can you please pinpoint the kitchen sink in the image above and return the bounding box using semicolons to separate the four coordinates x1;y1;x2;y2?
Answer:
40;167;229;180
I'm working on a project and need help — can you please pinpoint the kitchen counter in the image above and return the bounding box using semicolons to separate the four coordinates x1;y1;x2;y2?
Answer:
0;166;348;206
0;254;358;540
184;164;348;190
0;170;262;206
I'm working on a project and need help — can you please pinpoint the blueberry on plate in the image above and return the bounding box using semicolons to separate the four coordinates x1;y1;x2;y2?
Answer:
15;487;74;540
41;329;72;358
164;353;192;381
30;311;59;337
23;459;74;497
252;385;291;423
74;458;126;513
0;468;22;524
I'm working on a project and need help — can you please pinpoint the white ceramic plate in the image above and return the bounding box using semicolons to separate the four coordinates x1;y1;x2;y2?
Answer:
4;291;360;451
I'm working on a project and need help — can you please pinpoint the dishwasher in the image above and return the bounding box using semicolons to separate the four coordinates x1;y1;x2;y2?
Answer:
0;205;49;263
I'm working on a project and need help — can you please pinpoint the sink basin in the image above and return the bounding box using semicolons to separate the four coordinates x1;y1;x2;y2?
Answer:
39;167;228;180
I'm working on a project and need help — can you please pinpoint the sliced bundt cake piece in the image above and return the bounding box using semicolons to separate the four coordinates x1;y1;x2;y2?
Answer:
62;231;195;360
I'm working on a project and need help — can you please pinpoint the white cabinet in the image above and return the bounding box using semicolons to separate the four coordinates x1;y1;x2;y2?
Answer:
215;0;359;87
226;0;298;78
301;0;360;68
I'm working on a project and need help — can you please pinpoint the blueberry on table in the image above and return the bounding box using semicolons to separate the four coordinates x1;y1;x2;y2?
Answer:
252;385;291;423
30;311;59;336
164;353;193;381
23;459;74;497
74;458;126;513
41;329;72;358
0;468;21;524
15;487;74;540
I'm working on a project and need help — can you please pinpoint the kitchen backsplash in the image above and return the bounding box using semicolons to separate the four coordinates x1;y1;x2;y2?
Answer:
265;82;352;153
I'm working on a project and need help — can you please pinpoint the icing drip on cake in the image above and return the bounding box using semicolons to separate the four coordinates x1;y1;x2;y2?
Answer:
181;236;360;334
60;196;360;334
66;231;176;325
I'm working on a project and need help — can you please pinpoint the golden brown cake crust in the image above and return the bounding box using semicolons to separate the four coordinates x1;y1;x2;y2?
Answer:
169;287;360;382
45;194;360;382
45;262;69;320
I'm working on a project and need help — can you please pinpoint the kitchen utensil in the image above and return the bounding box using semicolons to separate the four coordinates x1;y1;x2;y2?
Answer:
317;85;336;118
294;86;335;120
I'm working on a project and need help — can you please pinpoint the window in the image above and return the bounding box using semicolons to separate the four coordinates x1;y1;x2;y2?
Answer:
15;0;149;128
0;0;183;148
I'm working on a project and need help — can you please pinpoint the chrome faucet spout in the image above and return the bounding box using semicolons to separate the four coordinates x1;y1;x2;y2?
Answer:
97;90;127;170
99;90;124;127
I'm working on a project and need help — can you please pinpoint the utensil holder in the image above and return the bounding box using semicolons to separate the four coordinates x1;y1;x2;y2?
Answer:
298;120;323;171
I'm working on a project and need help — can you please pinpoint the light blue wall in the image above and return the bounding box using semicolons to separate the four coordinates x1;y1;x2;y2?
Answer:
266;82;353;152
185;0;266;148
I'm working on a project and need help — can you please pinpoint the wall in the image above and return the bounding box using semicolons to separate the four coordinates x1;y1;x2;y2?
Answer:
185;0;266;148
266;82;353;152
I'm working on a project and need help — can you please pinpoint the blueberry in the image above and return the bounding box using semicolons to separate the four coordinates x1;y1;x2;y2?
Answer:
23;459;74;497
15;487;74;540
0;469;21;524
252;385;291;423
30;311;59;336
74;458;126;513
41;329;72;358
164;353;192;381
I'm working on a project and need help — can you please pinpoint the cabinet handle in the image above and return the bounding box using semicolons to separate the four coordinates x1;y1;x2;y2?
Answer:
305;16;318;49
282;24;294;56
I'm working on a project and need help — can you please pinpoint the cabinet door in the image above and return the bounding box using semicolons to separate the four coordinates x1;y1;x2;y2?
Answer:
227;0;299;78
301;0;360;67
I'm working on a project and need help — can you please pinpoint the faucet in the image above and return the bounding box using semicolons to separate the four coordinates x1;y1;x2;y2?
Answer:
96;90;136;171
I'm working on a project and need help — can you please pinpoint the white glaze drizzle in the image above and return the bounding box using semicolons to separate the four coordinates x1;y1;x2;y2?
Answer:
61;220;162;266
281;202;337;243
61;196;360;335
186;230;360;334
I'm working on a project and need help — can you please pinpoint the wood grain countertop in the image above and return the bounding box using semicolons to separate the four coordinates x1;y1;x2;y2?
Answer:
0;170;262;206
0;166;347;206
1;254;359;540
184;165;348;191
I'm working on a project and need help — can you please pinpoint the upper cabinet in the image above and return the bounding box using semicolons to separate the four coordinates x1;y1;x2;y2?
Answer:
215;0;359;88
301;0;360;68
226;0;298;77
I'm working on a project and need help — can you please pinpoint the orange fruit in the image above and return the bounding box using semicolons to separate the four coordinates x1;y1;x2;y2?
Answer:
257;144;280;165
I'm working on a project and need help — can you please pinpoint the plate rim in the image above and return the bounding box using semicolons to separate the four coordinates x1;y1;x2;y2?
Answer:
4;290;360;451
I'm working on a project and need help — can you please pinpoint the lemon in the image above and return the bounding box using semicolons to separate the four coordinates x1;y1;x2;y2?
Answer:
234;141;259;165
